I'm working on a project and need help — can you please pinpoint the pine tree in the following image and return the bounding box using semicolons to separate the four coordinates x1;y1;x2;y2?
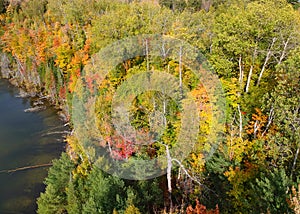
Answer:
37;153;75;214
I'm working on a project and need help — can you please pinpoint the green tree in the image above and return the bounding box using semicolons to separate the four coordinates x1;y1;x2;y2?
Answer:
263;49;300;179
82;167;126;213
37;153;75;214
249;168;292;213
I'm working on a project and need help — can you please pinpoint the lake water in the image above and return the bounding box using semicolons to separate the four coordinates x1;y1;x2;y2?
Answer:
0;79;67;214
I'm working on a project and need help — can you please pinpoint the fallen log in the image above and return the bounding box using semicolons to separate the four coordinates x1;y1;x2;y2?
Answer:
0;163;53;173
41;130;71;137
24;106;46;113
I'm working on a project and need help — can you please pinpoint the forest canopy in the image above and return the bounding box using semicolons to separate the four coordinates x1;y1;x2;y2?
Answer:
0;0;300;213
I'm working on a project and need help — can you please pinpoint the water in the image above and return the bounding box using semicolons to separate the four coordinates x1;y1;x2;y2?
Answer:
0;79;67;214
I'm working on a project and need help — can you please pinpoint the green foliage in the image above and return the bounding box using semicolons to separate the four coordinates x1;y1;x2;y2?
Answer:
204;153;233;210
249;168;292;213
66;181;81;214
89;2;174;53
288;0;300;9
20;0;47;21
261;49;300;175
82;167;127;213
37;153;75;214
2;0;300;213
37;154;164;213
125;179;164;212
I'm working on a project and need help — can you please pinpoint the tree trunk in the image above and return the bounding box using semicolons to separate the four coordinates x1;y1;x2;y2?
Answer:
145;38;150;72
257;37;276;86
245;63;253;93
238;55;244;88
245;48;257;93
277;37;290;66
165;145;173;212
291;145;300;179
237;104;243;139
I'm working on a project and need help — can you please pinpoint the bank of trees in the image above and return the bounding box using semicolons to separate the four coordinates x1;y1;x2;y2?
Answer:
0;0;300;213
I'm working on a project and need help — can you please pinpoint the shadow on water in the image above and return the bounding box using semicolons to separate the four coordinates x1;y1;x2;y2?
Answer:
0;79;67;214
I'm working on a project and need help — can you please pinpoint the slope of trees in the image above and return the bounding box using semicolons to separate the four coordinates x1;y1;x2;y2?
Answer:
0;0;300;213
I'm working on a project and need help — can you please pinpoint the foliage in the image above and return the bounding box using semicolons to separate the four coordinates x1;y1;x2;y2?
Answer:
37;153;75;214
249;168;292;213
0;0;299;213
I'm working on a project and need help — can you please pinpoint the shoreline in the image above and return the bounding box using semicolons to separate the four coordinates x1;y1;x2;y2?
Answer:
0;52;70;123
0;77;69;214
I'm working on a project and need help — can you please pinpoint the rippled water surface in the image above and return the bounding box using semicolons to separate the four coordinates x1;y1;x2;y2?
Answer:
0;79;66;214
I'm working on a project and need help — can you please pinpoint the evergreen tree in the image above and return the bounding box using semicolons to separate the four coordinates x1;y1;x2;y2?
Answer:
37;153;75;214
